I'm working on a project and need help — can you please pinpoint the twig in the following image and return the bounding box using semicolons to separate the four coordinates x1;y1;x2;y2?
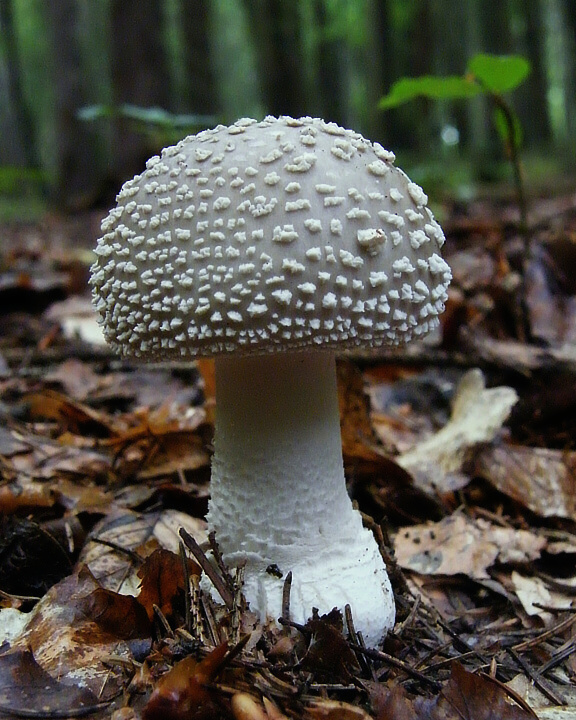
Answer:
507;648;566;706
281;571;292;624
512;613;576;652
179;527;234;609
347;642;442;691
152;603;174;638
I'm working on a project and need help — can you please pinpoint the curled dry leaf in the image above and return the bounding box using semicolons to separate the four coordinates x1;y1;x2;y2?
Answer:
394;514;546;579
397;369;518;494
136;548;201;622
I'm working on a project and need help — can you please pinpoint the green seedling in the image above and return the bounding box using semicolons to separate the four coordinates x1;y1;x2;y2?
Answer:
381;53;533;339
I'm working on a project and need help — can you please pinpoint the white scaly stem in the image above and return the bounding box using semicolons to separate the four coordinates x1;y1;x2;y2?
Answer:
207;351;395;645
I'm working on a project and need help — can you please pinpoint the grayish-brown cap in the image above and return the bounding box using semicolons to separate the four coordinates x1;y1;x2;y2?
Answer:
90;116;451;358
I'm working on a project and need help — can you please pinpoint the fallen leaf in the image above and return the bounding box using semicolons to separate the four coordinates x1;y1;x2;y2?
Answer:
81;509;207;595
79;585;151;639
11;568;134;697
137;548;200;622
338;359;384;464
45;357;102;399
26;388;121;437
372;663;535;719
397;369;518;494
142;642;229;720
0;649;103;718
511;572;574;622
394;515;546;579
437;663;535;719
474;445;576;520
301;610;359;681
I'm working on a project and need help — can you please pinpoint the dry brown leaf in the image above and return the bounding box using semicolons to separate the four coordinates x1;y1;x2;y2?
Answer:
301;610;359;681
10;568;134;698
137;429;210;479
0;473;55;513
142;642;229;720
511;572;575;622
26;388;121;437
394;514;546;579
137;548;200;622
397;369;518;494
80;585;151;639
371;663;535;719
474;444;576;520
80;509;207;595
0;649;102;718
80;509;165;594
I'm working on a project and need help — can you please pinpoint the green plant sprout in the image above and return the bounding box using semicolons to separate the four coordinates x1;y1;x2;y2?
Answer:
380;53;533;339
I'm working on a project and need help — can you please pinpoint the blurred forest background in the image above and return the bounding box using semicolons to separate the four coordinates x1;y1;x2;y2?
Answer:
1;0;576;217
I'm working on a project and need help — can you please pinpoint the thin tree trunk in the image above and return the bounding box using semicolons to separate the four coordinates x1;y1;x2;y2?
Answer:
42;0;100;209
241;0;310;117
313;0;345;125
181;0;218;115
0;0;38;168
110;0;170;180
518;0;551;146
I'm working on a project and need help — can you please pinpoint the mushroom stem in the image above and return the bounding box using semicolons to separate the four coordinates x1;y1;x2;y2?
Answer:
207;351;395;644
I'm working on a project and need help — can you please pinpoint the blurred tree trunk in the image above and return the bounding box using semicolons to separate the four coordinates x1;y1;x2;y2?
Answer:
561;0;576;151
518;0;551;146
480;0;512;53
313;0;345;125
0;0;37;168
241;0;310;117
42;0;100;209
181;0;218;115
110;0;170;180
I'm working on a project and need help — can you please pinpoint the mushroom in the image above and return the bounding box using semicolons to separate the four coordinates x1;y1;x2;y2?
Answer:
90;116;451;646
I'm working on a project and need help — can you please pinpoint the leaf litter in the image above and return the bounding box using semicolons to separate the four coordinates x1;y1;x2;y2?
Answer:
1;197;576;718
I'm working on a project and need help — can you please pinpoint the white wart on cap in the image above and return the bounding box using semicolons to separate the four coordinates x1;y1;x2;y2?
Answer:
91;117;451;647
91;116;451;359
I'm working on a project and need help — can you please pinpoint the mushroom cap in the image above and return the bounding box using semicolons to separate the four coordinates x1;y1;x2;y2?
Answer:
90;116;451;359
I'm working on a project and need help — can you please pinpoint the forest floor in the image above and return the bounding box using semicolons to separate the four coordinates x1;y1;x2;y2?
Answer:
0;187;575;720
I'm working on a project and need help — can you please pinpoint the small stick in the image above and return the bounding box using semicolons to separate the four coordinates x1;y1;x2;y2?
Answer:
507;648;566;706
281;571;292;624
348;642;441;691
179;527;234;609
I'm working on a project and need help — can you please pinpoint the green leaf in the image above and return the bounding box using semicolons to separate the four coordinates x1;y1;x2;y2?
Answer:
379;75;480;109
467;53;531;94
